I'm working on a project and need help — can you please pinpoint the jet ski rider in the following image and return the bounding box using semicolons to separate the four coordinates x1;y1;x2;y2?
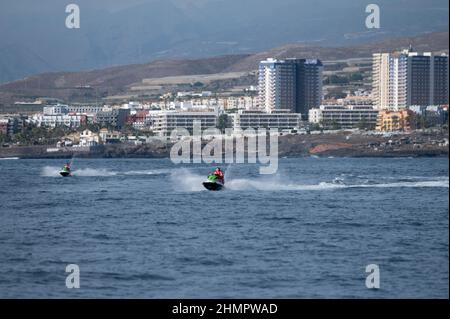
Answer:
213;167;224;184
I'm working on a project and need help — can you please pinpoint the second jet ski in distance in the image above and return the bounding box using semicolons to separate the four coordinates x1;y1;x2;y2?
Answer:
59;163;72;177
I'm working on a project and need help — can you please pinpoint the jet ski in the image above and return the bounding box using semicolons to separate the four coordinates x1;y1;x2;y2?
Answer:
202;174;224;191
59;164;71;177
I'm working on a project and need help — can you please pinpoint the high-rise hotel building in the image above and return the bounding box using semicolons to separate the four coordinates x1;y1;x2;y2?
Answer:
258;58;323;116
372;50;449;109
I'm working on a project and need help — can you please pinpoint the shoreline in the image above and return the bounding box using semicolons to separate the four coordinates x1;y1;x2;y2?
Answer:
1;131;448;160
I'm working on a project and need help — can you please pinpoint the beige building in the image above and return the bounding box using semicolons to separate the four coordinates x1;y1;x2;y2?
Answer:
376;109;413;132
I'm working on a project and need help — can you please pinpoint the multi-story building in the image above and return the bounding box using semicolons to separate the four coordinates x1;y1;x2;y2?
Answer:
67;105;104;114
289;58;323;116
43;105;69;115
431;54;449;106
151;111;218;136
372;52;408;109
126;110;152;130
7;117;24;136
258;58;296;112
31;114;86;128
95;108;130;129
0;119;8;135
231;110;302;131
308;105;379;129
376;109;413;132
372;50;449;109
258;58;323;116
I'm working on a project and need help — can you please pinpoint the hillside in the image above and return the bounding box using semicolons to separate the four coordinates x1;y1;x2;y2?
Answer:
225;32;450;72
0;31;448;111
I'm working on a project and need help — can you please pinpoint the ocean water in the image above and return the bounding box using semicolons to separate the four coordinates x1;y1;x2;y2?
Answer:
0;157;448;298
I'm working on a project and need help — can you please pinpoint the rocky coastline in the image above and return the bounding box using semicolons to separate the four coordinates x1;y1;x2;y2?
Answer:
1;131;448;160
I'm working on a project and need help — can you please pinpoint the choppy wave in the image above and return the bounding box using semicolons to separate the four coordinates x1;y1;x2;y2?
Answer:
227;177;448;191
41;166;170;177
170;168;448;192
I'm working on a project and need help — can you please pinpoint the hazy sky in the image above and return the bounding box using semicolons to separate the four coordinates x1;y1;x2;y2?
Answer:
0;0;448;82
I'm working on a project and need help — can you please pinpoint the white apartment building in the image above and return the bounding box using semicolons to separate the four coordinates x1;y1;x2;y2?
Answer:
79;129;100;147
231;110;302;131
171;96;257;111
308;105;379;129
258;58;295;112
338;95;374;106
31;114;85;128
43;104;69;115
151;111;218;136
67;105;104;114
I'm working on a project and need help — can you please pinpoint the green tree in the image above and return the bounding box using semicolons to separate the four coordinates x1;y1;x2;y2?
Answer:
356;118;374;130
331;120;341;130
308;123;322;132
121;124;139;136
79;123;101;133
192;81;204;88
324;75;349;85
349;73;364;82
217;114;230;132
0;132;7;144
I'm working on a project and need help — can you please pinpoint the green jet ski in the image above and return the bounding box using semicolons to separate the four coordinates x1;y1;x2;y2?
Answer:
202;174;224;191
60;164;72;177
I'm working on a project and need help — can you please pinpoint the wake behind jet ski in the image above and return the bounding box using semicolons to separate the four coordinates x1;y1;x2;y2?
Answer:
202;167;225;191
59;163;72;177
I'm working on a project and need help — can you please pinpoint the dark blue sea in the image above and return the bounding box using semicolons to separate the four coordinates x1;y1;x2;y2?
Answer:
0;157;448;298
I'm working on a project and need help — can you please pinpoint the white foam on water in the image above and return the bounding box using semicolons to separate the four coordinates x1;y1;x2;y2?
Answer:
226;178;449;191
72;168;118;177
226;179;345;191
42;167;172;177
42;164;448;190
167;165;449;192
123;169;171;176
209;173;449;192
352;180;449;189
41;166;118;177
0;157;20;160
170;168;206;192
41;166;61;177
